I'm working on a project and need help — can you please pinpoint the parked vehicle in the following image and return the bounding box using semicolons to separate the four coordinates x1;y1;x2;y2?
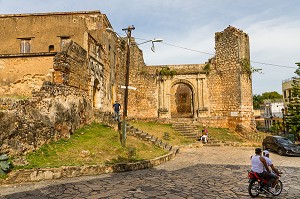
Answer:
262;136;300;156
248;170;283;197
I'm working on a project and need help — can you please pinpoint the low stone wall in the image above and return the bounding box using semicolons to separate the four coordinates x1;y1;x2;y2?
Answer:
0;151;177;185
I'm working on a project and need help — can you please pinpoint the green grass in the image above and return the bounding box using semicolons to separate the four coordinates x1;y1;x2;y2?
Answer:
129;120;193;146
206;127;245;143
15;122;167;169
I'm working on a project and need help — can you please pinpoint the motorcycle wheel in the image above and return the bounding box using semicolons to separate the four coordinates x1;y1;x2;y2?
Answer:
269;180;283;196
248;180;260;197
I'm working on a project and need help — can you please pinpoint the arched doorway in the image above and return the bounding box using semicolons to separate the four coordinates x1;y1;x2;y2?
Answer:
170;83;194;118
93;79;100;108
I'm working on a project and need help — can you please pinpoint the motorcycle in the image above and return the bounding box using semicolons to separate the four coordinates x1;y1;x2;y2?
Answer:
247;170;283;197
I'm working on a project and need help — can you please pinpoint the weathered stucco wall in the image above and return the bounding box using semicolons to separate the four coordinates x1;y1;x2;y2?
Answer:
0;11;104;54
0;54;54;96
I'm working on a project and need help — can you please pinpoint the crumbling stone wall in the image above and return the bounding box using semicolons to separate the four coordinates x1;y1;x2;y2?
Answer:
207;26;254;131
126;45;158;118
0;83;93;156
53;41;90;91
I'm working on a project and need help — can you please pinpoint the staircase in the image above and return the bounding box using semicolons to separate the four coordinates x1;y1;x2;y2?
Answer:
171;119;199;140
171;119;225;146
202;136;223;147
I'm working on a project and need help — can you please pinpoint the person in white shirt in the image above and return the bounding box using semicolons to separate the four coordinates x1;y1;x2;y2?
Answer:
251;148;279;189
251;148;270;174
263;150;281;189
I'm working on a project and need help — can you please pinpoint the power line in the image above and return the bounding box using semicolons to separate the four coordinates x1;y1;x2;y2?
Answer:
160;42;215;56
133;36;297;70
250;61;297;69
134;36;214;55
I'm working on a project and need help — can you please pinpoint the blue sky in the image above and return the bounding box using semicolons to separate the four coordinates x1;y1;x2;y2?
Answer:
1;0;299;95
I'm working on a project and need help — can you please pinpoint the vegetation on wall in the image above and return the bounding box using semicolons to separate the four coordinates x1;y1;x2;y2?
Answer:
158;67;176;77
240;58;251;75
203;63;211;74
285;62;300;140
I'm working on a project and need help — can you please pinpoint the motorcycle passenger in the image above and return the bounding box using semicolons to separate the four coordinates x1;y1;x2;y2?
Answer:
263;150;281;189
250;148;275;188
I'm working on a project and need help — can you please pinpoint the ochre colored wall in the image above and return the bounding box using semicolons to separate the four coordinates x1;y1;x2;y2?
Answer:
0;11;104;54
0;55;54;96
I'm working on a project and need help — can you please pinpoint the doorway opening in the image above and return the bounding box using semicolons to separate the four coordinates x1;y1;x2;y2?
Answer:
170;83;193;118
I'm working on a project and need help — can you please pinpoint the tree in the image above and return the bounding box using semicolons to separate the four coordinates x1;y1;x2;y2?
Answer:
285;62;300;140
253;94;263;109
252;91;282;110
261;91;282;100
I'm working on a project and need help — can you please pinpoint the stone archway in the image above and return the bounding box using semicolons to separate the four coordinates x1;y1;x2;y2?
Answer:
170;83;194;118
93;79;101;108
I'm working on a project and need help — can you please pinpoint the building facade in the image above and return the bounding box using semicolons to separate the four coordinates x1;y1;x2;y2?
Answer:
261;100;284;131
0;10;121;112
125;26;255;133
0;11;255;155
282;78;293;111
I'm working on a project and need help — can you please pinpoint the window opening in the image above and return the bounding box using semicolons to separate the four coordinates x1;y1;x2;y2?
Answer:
49;45;55;52
60;36;70;50
20;39;31;53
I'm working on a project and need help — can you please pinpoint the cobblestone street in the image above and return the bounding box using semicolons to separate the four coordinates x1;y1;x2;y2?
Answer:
1;147;300;199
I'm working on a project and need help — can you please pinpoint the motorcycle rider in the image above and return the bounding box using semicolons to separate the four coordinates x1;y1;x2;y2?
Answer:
263;150;281;190
250;148;276;189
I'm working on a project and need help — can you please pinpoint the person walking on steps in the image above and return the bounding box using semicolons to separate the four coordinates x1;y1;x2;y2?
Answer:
112;101;121;121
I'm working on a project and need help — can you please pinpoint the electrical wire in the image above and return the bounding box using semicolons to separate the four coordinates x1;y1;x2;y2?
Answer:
132;36;298;70
160;42;214;56
250;61;297;69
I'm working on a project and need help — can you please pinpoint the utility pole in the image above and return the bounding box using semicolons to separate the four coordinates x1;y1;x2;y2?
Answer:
121;25;135;147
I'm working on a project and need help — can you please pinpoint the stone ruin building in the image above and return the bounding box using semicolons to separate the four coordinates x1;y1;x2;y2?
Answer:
0;10;255;156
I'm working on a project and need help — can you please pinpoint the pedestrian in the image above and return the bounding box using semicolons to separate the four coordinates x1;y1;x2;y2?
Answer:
112;101;121;121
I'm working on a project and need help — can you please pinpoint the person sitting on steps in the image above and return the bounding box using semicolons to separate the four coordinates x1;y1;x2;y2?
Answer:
198;129;208;143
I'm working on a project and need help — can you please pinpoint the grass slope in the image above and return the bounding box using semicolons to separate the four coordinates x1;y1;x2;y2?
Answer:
17;122;167;169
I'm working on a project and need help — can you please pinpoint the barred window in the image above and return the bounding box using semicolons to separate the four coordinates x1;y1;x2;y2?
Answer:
20;39;31;53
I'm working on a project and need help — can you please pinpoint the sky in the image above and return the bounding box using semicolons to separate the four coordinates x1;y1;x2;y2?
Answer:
0;0;299;95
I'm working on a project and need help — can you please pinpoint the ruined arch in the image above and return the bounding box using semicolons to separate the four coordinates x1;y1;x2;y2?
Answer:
170;80;195;118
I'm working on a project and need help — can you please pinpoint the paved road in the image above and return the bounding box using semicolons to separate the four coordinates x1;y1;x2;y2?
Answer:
1;147;299;199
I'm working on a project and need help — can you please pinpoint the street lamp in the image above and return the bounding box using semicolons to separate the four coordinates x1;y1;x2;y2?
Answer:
281;108;285;134
137;39;163;52
106;26;162;147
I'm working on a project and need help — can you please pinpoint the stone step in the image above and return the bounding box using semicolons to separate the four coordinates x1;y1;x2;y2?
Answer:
179;131;197;134
202;143;222;147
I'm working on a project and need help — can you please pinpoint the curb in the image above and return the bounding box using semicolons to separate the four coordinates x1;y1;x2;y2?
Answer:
0;125;179;185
